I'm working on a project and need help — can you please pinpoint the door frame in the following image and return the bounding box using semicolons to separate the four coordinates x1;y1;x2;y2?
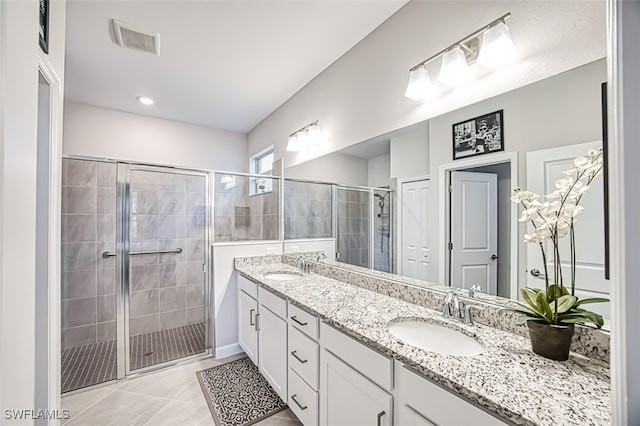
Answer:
396;175;430;277
438;151;518;299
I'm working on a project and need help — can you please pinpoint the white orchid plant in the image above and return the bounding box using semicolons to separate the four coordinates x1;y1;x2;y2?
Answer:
511;148;607;328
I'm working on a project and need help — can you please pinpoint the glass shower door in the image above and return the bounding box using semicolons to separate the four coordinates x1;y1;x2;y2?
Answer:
336;187;371;268
123;166;208;373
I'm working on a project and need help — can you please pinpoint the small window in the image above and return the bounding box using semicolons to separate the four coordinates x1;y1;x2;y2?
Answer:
249;146;274;195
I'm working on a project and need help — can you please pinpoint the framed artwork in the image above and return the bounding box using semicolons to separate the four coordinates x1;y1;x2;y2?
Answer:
39;0;49;54
452;110;504;160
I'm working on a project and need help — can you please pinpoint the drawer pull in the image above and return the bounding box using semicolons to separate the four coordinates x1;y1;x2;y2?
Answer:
377;410;386;426
254;313;260;332
290;316;308;326
290;394;307;411
290;350;308;364
249;308;256;326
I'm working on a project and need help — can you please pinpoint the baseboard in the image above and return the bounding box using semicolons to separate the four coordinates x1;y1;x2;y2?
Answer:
215;343;243;359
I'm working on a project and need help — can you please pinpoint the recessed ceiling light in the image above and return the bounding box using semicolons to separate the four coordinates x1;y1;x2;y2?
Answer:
137;96;154;106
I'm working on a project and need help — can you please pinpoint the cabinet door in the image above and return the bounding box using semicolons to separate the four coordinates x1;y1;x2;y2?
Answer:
320;349;392;426
238;290;258;364
258;304;288;401
398;404;437;426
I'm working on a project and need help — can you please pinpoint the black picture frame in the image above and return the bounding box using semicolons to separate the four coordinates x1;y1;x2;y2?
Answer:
39;0;49;54
452;110;504;160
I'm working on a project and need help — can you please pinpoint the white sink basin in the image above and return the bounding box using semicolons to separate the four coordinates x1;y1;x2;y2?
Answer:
264;272;304;281
388;320;484;357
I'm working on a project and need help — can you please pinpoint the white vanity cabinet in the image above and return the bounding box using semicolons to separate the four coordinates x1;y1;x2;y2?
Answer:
237;276;259;364
287;303;320;426
319;322;393;426
394;360;507;426
237;276;288;401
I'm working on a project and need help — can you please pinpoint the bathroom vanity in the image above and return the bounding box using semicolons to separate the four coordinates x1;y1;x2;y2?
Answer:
235;256;610;426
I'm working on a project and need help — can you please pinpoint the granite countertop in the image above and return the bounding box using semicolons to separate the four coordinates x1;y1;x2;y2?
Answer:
235;262;611;426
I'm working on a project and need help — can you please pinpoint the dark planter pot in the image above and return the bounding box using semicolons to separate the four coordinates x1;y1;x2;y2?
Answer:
526;320;575;361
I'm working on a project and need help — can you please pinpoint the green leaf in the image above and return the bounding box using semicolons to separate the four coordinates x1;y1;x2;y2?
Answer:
557;311;605;328
535;291;554;322
552;295;578;314
521;288;540;311
574;297;609;307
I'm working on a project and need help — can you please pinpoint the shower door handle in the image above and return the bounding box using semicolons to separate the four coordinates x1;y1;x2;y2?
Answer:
102;248;183;258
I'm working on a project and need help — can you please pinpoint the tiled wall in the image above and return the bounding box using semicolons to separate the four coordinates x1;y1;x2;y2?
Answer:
128;170;206;336
61;159;117;349
337;188;370;268
214;174;280;242
61;161;208;349
284;180;332;239
373;189;392;273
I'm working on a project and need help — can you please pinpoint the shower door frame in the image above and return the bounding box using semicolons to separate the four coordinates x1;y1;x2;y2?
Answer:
116;163;212;378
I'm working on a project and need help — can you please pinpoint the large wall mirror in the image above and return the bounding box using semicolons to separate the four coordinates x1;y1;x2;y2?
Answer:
282;58;609;327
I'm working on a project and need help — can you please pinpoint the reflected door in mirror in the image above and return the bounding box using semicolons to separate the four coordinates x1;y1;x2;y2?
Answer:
401;180;432;281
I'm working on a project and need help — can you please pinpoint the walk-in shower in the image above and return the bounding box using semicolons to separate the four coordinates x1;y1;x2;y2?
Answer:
61;159;210;393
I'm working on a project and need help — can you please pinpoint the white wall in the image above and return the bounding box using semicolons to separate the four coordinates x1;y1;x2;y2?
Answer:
368;154;390;187
0;0;66;420
248;1;605;169
390;122;429;179
212;242;282;358
285;152;367;186
63;102;248;172
429;59;607;289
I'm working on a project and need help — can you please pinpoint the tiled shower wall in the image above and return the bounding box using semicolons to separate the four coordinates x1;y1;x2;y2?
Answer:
373;189;392;273
128;170;206;336
284;180;332;239
61;159;117;349
337;188;370;268
214;174;280;242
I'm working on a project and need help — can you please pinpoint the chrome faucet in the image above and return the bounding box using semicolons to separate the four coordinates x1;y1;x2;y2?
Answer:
295;256;310;273
442;291;461;319
316;253;328;262
443;290;481;325
469;283;483;298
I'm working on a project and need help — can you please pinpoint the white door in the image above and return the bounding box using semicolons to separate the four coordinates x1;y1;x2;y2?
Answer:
258;304;288;401
319;349;392;426
450;171;498;294
526;142;609;320
401;179;431;281
238;290;258;364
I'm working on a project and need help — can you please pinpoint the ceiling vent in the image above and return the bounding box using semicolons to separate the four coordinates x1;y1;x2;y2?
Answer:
112;19;160;56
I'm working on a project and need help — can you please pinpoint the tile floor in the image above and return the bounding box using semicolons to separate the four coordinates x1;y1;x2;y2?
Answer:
61;354;302;426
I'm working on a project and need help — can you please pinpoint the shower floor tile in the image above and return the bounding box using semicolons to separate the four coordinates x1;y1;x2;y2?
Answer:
62;322;206;393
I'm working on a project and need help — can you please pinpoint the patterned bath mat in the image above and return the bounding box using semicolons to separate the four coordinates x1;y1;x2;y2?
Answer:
197;356;287;426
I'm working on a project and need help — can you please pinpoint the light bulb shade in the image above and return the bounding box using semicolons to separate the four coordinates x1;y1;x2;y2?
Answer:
477;22;518;69
438;46;472;87
307;123;323;145
404;67;432;101
287;134;302;152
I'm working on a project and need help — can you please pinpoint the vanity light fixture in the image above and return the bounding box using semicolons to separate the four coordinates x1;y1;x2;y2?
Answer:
137;96;155;106
404;12;516;98
404;65;432;101
287;120;324;152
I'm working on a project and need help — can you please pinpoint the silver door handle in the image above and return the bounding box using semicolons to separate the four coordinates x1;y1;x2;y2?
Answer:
290;394;307;411
102;248;182;258
290;351;308;364
249;309;255;326
530;268;546;279
490;254;498;260
254;313;260;332
377;410;386;426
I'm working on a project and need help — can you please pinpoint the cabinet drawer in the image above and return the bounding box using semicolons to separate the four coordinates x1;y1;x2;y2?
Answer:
238;275;258;299
288;369;318;426
320;322;393;392
259;287;287;318
288;303;319;340
395;361;507;425
288;325;319;390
